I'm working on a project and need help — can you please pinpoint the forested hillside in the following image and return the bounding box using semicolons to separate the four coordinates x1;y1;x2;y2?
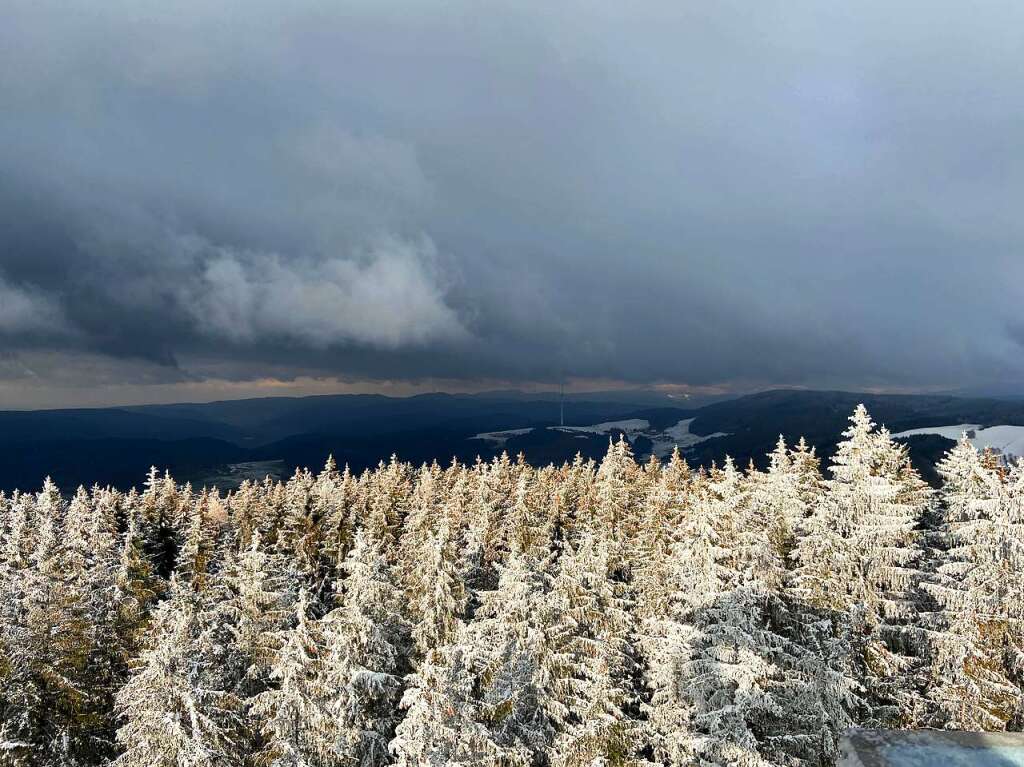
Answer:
0;393;676;492
1;405;1022;766
5;389;1024;493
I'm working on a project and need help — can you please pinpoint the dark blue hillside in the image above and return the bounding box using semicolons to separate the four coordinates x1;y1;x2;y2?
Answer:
2;389;1022;493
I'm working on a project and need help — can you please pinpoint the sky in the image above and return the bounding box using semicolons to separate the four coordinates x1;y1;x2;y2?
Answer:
2;0;1024;409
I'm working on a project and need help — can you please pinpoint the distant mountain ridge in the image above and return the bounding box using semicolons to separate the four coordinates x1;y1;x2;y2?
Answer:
0;392;673;491
2;388;1023;492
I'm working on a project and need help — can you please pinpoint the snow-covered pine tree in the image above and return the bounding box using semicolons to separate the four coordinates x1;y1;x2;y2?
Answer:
634;447;689;611
365;457;413;560
646;457;845;767
444;469;489;595
642;471;757;766
301;455;354;593
219;530;296;702
0;481;68;766
460;542;572;765
593;435;640;552
0;493;29;753
473;452;518;579
710;457;753;570
408;523;467;658
275;468;327;594
114;577;243;767
547;533;637;767
438;459;471;531
923;436;1022;729
228;479;265;552
397;463;442;602
505;470;554;564
114;501;162;649
732;461;854;766
1006;460;1024;675
320;528;407;766
751;436;810;560
176;492;215;593
315;459;359;580
250;588;333;767
553;453;596;545
64;486;134;764
138;469;188;578
1;490;31;573
12;480;112;766
0;491;32;760
792;404;930;729
790;437;826;515
389;637;497;766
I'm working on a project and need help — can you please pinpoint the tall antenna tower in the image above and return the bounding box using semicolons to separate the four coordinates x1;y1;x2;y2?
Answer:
559;381;565;427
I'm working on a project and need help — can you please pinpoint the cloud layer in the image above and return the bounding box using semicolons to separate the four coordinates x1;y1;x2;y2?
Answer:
181;236;465;348
2;0;1024;404
0;278;66;336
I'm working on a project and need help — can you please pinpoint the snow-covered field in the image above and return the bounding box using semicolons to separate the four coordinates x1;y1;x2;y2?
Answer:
472;417;730;459
649;418;731;458
551;419;651;438
882;743;1024;767
891;424;1024;462
891;423;983;441
470;428;535;446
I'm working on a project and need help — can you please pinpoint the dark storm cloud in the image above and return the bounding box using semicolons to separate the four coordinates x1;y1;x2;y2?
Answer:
2;0;1024;402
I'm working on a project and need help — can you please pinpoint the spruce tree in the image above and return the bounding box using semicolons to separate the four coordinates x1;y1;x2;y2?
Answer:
464;545;571;765
792;405;930;729
548;534;637;767
220;530;296;702
250;589;333;767
408;523;466;658
114;578;243;767
389;638;497;766
924;437;1022;729
320;528;407;766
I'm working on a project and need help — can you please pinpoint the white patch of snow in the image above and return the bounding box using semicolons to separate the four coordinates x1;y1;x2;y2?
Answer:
550;419;650;437
892;423;1024;462
882;743;1024;767
648;418;730;458
470;428;534;446
890;424;982;441
469;416;731;461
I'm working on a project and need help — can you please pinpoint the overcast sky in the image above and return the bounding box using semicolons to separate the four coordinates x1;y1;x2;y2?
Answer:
2;1;1024;408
